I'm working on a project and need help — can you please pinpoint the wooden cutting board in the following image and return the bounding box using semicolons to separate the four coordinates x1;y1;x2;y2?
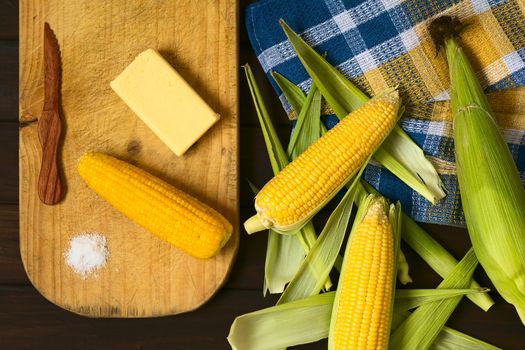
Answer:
19;0;238;317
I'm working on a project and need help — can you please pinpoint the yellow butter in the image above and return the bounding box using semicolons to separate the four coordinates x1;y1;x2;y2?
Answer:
110;49;220;156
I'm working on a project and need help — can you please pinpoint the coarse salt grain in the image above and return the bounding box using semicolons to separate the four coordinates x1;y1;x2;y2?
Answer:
64;232;109;279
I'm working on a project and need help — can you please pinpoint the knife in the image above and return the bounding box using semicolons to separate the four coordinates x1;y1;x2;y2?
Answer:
38;23;63;205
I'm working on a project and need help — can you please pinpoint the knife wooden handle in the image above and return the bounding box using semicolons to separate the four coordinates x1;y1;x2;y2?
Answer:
38;110;63;205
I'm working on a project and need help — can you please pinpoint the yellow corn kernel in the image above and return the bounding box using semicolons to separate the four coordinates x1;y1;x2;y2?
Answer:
77;152;232;259
329;197;394;350
244;89;400;234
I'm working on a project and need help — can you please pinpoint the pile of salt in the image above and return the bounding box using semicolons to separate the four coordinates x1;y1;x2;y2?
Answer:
64;232;109;279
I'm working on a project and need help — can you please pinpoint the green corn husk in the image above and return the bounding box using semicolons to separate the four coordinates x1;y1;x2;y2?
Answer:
272;70;327;138
247;180;305;294
227;290;499;350
430;327;501;350
283;80;322;159
228;293;334;350
263;231;305;294
358;181;495;311
390;248;479;349
392;309;501;350
271;70;307;121
279;19;446;204
272;71;327;139
394;288;489;313
432;16;525;324
244;64;331;293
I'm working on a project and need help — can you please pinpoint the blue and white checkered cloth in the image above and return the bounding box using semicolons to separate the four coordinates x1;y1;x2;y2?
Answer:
245;0;525;226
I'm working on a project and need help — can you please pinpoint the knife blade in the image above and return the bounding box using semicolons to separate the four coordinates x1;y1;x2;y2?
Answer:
38;22;63;205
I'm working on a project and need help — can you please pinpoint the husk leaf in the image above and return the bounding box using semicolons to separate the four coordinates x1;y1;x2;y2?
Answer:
389;248;479;349
244;64;331;293
228;289;499;350
394;288;489;312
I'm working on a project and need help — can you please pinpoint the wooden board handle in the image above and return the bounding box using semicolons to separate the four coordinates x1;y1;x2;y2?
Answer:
38;110;63;205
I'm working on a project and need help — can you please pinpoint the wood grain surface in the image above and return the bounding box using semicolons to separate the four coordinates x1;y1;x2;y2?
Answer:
19;0;239;317
2;0;525;348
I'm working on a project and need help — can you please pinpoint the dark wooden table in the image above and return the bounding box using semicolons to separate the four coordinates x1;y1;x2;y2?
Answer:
2;0;525;349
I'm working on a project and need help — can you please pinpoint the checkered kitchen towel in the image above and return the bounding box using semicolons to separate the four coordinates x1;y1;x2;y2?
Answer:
245;0;525;226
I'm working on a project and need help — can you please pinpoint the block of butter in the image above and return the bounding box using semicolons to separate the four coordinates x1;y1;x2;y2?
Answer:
110;49;220;156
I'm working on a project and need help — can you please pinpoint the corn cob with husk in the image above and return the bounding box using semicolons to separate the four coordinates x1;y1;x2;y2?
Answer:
77;152;232;259
244;89;400;234
329;195;400;349
280;19;446;205
430;16;525;324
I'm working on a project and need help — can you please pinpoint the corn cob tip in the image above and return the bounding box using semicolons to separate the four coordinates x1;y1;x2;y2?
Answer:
243;214;268;234
77;151;94;165
372;87;400;105
78;151;100;159
364;196;389;219
77;152;106;171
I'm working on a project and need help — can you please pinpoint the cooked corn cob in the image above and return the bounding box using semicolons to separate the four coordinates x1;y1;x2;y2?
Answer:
244;89;400;234
329;196;398;350
431;16;525;324
77;152;232;259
